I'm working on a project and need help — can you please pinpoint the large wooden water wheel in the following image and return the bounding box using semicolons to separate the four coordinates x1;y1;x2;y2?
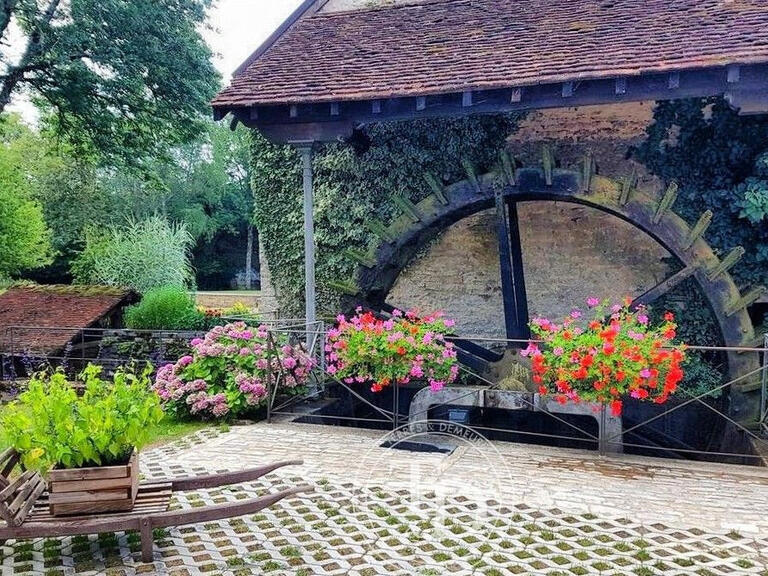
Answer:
328;146;765;430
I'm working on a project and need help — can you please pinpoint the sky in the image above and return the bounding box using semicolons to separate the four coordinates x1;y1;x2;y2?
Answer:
205;0;304;82
7;0;305;122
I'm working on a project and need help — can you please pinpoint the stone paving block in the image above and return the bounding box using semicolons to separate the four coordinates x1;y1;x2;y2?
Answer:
3;423;768;575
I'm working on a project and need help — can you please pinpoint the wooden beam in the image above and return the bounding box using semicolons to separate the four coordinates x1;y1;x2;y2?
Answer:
708;246;745;280
619;167;637;206
727;65;741;84
499;150;516;186
726;286;767;317
424;173;449;205
581;152;594;192
495;194;530;344
365;219;395;242
461;157;480;192
232;64;768;144
391;194;421;222
542;145;553;186
653;181;678;224
633;267;697;307
683;210;713;249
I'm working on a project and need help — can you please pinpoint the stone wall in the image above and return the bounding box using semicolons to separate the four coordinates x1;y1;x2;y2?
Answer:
388;103;674;337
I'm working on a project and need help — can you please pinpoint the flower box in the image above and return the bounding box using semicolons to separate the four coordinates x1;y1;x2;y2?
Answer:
47;450;139;516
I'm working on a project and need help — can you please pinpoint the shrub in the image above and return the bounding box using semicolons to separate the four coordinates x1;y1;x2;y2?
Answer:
154;322;314;420
72;216;194;294
525;297;686;417
124;286;203;330
325;308;459;392
0;364;164;474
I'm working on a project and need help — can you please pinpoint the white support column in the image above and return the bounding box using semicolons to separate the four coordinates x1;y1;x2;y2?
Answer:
299;146;316;343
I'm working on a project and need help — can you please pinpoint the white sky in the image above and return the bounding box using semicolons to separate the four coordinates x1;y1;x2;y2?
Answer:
7;0;305;123
205;0;304;82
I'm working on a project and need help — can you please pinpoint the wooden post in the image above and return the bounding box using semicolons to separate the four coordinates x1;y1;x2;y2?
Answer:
140;516;153;563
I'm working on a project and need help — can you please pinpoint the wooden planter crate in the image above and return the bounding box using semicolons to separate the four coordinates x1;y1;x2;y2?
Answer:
47;450;139;516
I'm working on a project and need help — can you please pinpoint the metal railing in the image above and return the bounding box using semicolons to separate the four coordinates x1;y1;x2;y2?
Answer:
262;325;768;465
2;321;765;465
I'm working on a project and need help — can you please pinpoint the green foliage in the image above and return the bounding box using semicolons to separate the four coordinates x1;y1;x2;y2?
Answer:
72;216;194;293
0;364;164;474
0;0;219;167
637;98;768;287
124;286;203;330
250;115;520;315
0;115;53;276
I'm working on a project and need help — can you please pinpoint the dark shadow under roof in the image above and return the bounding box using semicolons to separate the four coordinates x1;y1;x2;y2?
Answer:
213;0;768;109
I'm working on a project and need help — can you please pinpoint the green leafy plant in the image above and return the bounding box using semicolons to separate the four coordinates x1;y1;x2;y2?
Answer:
72;216;194;294
526;297;686;416
0;364;164;474
251;114;521;316
124;286;203;330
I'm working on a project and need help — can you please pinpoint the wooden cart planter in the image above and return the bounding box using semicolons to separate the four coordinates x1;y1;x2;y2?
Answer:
48;450;140;516
0;448;313;563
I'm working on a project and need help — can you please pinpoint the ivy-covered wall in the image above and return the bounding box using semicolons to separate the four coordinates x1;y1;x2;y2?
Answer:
637;98;768;290
250;98;768;334
250;115;520;317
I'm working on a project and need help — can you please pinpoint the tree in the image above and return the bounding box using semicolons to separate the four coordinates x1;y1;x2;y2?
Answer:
0;114;52;277
96;122;257;288
0;0;220;166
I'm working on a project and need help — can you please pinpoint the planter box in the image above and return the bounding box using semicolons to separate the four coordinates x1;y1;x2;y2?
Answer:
48;450;139;516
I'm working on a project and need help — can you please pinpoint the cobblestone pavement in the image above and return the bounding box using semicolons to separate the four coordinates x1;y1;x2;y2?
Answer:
2;421;768;575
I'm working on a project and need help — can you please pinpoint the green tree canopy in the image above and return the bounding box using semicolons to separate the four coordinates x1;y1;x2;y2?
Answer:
0;114;52;277
0;0;220;166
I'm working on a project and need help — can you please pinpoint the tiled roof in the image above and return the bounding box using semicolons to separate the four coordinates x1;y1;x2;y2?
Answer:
213;0;768;108
0;286;136;355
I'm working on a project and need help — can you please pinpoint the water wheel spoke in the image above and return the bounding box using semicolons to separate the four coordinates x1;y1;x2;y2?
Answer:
632;266;697;308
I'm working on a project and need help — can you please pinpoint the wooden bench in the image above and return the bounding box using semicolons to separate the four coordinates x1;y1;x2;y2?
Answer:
0;448;313;562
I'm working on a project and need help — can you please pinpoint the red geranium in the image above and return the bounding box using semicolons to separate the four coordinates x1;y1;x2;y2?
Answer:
525;298;686;416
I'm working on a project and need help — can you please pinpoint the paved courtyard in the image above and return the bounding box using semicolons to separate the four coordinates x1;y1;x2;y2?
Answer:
2;421;768;575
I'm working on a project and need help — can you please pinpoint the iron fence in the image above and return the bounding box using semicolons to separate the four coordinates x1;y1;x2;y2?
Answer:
262;324;768;465
2;320;766;465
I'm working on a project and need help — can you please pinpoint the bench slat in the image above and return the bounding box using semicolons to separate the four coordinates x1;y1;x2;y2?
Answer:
0;470;35;501
12;476;46;527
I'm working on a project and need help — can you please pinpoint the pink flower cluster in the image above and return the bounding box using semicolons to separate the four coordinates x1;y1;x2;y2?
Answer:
154;322;315;420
